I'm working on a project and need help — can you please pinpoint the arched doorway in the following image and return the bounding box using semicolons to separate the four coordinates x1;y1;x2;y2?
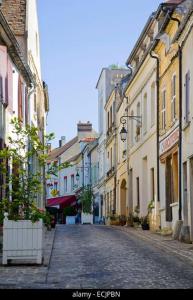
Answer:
120;179;127;216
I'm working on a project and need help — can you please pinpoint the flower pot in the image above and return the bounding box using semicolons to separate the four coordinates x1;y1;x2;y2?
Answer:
142;223;150;230
3;218;43;265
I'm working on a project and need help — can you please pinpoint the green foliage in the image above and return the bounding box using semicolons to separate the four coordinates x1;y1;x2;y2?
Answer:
63;206;76;217
0;118;69;225
148;200;155;213
79;186;93;214
126;212;134;226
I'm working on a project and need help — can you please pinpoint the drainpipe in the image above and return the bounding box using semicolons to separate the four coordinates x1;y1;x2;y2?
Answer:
178;46;182;221
124;65;133;213
168;14;182;221
150;51;160;204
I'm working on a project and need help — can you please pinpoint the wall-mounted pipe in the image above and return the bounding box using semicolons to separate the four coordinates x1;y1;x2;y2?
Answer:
150;51;160;204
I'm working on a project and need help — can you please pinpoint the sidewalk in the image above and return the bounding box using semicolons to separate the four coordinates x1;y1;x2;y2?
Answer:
109;225;193;265
0;227;56;266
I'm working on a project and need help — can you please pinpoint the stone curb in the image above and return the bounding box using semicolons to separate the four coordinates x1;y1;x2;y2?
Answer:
108;225;193;265
43;227;56;266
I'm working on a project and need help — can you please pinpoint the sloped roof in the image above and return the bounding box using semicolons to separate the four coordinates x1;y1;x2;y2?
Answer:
65;153;82;164
80;137;97;143
48;136;78;161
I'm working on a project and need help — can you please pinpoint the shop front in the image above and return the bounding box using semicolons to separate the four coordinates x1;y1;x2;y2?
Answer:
159;127;179;230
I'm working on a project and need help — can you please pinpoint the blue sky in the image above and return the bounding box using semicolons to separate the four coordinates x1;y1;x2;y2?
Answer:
37;0;161;148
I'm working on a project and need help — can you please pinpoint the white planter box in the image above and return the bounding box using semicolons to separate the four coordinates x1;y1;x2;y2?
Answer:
3;218;43;265
81;213;93;224
66;216;76;225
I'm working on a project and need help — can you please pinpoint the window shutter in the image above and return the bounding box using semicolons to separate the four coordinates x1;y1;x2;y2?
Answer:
18;76;23;121
0;45;7;105
185;71;190;122
7;58;13;110
25;87;28;125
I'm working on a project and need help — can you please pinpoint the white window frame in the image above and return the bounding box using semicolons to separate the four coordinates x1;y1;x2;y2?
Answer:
71;175;74;191
64;177;67;193
151;82;156;127
171;74;177;123
130;110;134;146
161;89;166;130
143;93;147;135
136;102;141;141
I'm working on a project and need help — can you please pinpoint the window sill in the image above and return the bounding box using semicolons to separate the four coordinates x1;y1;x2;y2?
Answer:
182;120;191;131
170;202;178;208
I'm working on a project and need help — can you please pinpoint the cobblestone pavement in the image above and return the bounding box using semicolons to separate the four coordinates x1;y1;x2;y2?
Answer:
1;225;193;289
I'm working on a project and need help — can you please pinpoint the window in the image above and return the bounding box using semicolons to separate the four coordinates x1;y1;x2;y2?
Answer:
161;90;166;130
110;106;112;128
112;101;116;125
64;177;67;193
54;182;58;190
18;77;23;121
136;177;140;210
143;93;147;134
171;75;176;122
71;175;74;191
130;110;134;146
151;82;156;126
34;93;37;113
185;71;190;123
151;168;155;202
107;111;110;131
110;147;113;169
136;102;141;140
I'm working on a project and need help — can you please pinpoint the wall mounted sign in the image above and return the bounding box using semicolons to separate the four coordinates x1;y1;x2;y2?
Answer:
160;127;179;156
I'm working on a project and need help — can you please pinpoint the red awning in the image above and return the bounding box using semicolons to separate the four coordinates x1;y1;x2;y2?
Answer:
47;195;76;209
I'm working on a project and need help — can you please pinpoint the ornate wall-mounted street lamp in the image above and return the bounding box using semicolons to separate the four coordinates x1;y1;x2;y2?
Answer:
120;115;142;142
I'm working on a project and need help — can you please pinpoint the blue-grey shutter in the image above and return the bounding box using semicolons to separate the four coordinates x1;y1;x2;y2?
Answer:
185;71;190;122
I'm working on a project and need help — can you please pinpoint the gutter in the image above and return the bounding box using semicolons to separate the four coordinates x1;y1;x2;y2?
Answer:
150;51;160;204
169;13;182;222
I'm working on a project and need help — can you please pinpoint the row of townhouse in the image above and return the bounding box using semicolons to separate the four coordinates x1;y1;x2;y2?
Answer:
96;0;193;242
0;0;49;208
46;122;99;223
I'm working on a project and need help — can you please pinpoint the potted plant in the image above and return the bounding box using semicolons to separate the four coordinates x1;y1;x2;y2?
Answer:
79;185;93;224
0;118;69;265
140;215;150;230
109;214;119;226
126;212;134;227
118;215;126;226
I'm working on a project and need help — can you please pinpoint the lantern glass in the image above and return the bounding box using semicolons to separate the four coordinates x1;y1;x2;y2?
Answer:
120;126;127;142
76;172;80;182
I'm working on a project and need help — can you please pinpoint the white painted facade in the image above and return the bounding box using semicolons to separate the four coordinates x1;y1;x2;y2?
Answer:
96;68;129;218
179;14;193;241
127;60;158;223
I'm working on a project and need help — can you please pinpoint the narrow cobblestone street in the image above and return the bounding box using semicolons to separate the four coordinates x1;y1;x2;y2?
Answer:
1;225;193;289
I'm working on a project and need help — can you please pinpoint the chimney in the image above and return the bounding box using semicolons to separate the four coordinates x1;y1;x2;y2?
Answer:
59;136;66;147
164;0;183;3
77;121;92;133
